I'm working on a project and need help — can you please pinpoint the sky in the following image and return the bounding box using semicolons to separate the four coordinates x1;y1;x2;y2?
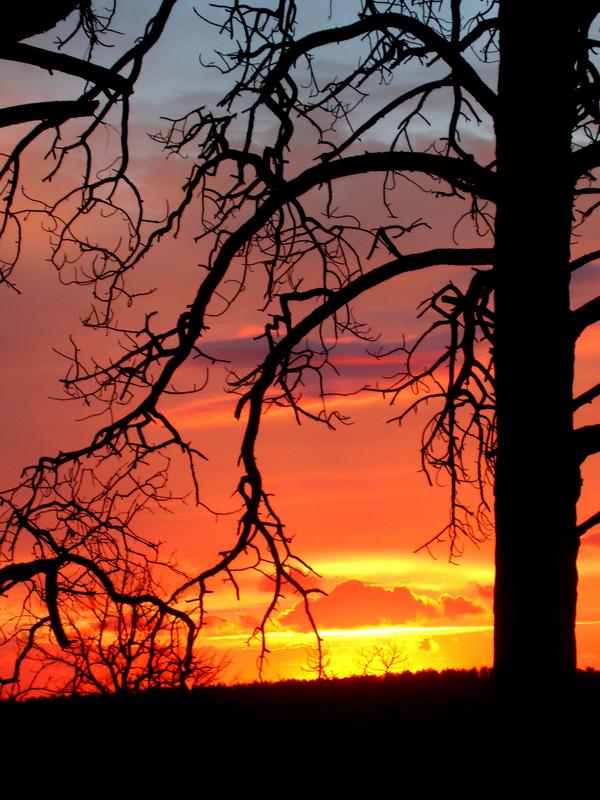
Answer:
1;0;600;687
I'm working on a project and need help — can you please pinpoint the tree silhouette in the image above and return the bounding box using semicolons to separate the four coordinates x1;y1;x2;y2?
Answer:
0;0;202;695
23;591;230;696
2;1;600;695
356;642;408;677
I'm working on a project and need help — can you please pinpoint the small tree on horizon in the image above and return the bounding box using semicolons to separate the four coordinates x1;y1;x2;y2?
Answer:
356;642;409;678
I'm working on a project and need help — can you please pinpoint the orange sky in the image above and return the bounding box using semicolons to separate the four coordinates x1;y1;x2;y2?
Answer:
1;1;600;687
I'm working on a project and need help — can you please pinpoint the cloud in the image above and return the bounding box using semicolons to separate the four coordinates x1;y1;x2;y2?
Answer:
581;531;600;549
417;637;441;654
201;614;262;636
474;583;494;600
237;614;261;630
439;594;482;618
203;614;228;629
278;579;485;632
162;330;445;432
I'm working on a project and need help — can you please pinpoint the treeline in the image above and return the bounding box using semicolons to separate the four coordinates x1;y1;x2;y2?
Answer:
4;668;600;750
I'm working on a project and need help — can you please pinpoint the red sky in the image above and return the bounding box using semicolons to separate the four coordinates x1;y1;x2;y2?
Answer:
1;1;600;686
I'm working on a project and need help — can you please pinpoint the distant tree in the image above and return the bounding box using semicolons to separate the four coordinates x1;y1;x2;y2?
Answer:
356;642;408;677
25;592;230;696
2;0;600;698
303;643;334;681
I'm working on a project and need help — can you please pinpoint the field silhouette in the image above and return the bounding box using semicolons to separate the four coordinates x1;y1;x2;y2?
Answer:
4;668;599;768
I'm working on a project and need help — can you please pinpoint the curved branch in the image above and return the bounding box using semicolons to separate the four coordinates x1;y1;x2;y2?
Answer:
31;152;495;474
177;248;492;606
283;150;496;201
0;557;53;591
45;566;70;649
322;76;453;161
261;12;498;116
235;247;494;421
0;100;99;128
0;553;196;663
1;1;79;43
2;43;130;93
0;617;50;688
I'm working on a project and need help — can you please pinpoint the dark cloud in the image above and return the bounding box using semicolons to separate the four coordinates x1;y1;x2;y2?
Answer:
439;594;482;617
474;583;494;600
279;579;485;632
203;614;227;629
581;531;600;549
237;614;261;630
182;334;443;401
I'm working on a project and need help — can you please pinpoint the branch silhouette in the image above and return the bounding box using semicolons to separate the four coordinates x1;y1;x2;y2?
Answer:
1;0;599;693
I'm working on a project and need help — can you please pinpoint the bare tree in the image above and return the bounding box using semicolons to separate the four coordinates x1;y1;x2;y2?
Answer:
303;643;334;681
2;0;600;697
23;590;230;696
0;0;203;696
356;642;408;678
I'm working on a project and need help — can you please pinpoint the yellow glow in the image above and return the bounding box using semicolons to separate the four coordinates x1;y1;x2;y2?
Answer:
312;555;494;586
204;623;493;643
201;622;497;682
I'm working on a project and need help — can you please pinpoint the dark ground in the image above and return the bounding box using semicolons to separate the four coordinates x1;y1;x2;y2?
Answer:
2;669;598;779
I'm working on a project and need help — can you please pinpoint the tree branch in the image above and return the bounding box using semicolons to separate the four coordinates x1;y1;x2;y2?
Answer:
28;149;495;477
1;43;130;93
572;141;600;176
1;1;79;44
0;100;99;128
571;249;600;271
0;553;196;661
572;295;600;337
574;382;600;410
261;12;497;116
578;510;600;537
235;247;494;421
575;424;600;463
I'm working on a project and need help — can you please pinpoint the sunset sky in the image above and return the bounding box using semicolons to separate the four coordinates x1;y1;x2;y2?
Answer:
2;0;600;686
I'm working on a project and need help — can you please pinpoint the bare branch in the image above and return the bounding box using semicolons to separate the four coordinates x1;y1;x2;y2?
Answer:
574;382;600;410
574;424;600;463
0;100;99;128
1;1;80;43
578;511;600;537
572;296;600;337
1;43;130;93
259;12;498;116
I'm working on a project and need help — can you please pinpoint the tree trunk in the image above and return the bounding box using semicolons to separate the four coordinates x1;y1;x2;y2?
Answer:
493;5;581;695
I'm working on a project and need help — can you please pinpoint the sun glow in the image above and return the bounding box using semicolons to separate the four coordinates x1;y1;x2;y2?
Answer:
201;623;495;682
